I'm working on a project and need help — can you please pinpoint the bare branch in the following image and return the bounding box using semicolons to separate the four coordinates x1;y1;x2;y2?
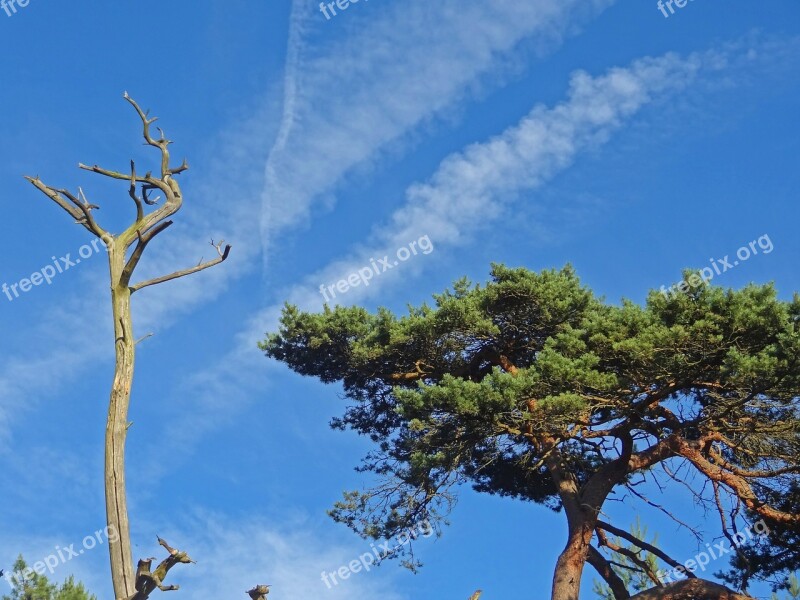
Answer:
128;161;144;221
674;436;800;526
129;240;232;293
596;528;665;587
623;482;704;543
587;545;631;599
169;158;189;176
597;520;689;577
57;187;102;231
123;92;174;179
141;184;162;205
24;176;107;238
79;162;147;182
135;333;154;345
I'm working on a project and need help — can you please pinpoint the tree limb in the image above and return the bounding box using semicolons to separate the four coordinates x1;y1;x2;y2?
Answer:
24;176;108;239
596;520;691;576
587;544;631;599
673;436;800;526
123;92;180;180
596;529;663;587
129;239;231;293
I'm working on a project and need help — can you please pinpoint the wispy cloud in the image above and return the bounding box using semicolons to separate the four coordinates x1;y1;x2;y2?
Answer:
266;37;800;321
260;48;727;317
156;44;760;469
260;0;616;252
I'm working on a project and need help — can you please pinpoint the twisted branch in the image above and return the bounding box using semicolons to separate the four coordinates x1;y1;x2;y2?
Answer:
127;537;194;600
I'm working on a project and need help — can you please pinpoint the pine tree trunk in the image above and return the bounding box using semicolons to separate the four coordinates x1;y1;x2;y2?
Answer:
551;516;595;600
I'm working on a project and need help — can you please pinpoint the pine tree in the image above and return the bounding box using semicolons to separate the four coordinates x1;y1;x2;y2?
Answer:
263;264;800;600
1;556;95;600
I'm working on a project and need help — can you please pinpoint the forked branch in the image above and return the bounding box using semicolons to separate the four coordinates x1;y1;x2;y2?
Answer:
587;545;630;599
24;176;107;240
596;520;689;577
123;92;186;181
120;221;175;287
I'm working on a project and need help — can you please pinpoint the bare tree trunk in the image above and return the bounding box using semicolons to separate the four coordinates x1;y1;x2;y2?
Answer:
105;245;136;600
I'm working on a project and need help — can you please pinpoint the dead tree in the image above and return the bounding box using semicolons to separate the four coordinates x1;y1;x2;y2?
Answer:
26;94;231;600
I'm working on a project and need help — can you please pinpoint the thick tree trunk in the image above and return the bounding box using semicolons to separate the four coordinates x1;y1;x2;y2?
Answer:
105;246;136;600
551;518;595;600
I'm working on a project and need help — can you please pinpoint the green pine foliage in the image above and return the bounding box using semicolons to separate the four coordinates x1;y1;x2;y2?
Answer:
771;573;800;600
2;556;96;600
262;263;800;589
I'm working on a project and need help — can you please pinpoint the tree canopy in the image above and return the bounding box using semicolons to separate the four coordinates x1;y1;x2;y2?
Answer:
262;264;800;599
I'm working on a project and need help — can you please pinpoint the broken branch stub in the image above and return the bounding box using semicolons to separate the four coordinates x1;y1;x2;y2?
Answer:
247;585;271;600
127;537;194;600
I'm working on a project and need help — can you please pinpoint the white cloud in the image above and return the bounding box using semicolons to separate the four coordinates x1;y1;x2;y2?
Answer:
261;0;616;251
258;50;713;319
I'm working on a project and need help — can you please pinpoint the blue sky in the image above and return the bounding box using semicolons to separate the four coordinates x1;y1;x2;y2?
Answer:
0;1;799;599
